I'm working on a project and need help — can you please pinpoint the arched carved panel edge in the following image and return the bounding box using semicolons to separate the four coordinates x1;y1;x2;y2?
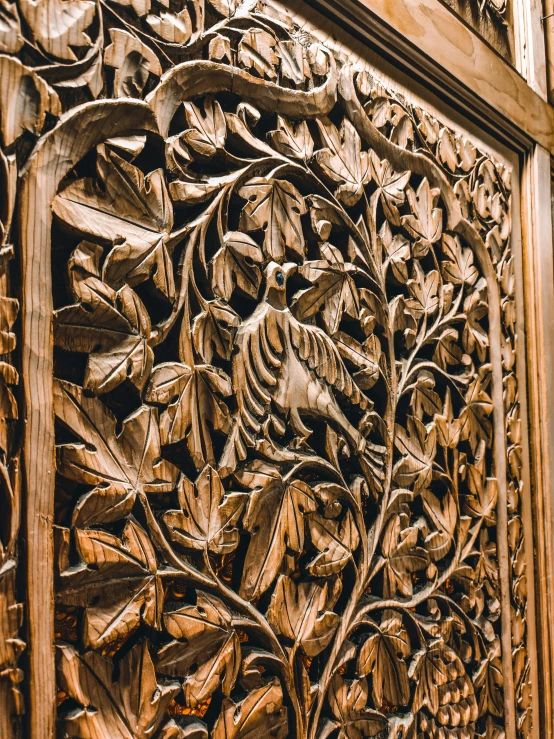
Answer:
2;1;531;738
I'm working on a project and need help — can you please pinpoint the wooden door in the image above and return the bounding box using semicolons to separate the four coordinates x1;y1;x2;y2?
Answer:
1;0;554;737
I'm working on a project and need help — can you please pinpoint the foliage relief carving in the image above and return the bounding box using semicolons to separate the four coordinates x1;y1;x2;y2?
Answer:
0;0;527;737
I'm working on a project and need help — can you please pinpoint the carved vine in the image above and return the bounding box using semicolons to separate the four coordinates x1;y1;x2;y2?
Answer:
0;0;527;737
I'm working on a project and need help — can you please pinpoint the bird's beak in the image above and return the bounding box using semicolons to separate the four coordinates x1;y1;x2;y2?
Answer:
283;262;298;278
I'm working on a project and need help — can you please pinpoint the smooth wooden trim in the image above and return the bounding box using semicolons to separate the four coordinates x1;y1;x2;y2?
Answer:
20;100;158;739
306;0;554;154
520;144;554;739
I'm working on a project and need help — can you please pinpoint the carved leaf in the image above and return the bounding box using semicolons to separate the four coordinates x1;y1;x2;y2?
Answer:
292;243;360;334
210;231;263;301
393;415;436;491
369;151;410;226
193;300;240;363
60;520;165;648
0;0;23;53
464;448;498;525
401;179;442;256
146;0;201;45
238;28;279;80
157;593;241;706
421;489;457;561
182;98;227;157
459;372;493;452
55;244;153;394
0;56;61;146
405;261;439;317
357;610;411;707
57;641;179;737
434;387;462;448
163;465;246;555
235;463;317;600
212;680;288;738
307;510;360;576
267;575;340;657
380;220;410;282
327;675;388;738
239;177;307;262
268;116;314;161
315;117;371;206
54;378;177;494
381;514;429;598
104;29;162;97
19;0;95;61
442;233;478;286
53;146;175;300
146;362;231;468
410;640;450;716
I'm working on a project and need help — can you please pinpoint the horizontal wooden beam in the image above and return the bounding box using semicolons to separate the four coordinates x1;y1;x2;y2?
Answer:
305;0;554;154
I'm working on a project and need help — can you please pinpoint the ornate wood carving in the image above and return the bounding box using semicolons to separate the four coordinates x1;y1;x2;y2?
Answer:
0;0;534;737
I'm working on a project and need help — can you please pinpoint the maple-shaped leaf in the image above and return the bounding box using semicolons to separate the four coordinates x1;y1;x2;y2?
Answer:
409;639;450;716
463;442;498;525
405;261;439;317
393;415;436;491
326;674;388;739
182;97;227;157
268;116;314;161
238;28;279;80
463;280;489;362
380;220;410;283
146;362;231;469
401;178;442;257
55;378;177;518
277;39;310;84
59;519;166;648
163;465;246;555
380;513;429;598
433;327;464;369
292;243;360;334
53;145;175;299
409;370;442;418
192;300;240;363
146;3;200;45
156;592;241;707
212;679;288;739
239;177;307;262
434;387;462;448
315;117;370;206
441;233;478;286
267;575;340;657
458;372;493;453
55;243;153;394
235;462;317;600
57;641;179;738
210;231;263;301
19;0;95;62
368;151;411;226
421;488;457;562
474;640;504;717
357;610;411;707
307;510;359;576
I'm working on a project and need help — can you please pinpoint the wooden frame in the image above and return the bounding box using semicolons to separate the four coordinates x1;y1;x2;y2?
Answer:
2;0;554;737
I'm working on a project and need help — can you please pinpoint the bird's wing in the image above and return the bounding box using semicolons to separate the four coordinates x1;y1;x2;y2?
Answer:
231;303;284;456
289;316;370;411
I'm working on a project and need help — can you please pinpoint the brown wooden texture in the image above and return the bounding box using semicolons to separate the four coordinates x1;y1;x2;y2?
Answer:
0;0;547;738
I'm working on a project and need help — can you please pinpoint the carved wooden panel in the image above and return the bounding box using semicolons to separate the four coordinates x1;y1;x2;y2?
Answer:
0;0;536;737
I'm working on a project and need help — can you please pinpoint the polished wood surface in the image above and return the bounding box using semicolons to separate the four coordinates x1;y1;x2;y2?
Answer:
0;0;553;737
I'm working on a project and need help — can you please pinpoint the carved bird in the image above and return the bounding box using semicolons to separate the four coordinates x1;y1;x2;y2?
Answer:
222;261;386;492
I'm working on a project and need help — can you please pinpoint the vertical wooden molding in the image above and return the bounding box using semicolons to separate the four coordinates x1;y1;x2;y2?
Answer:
521;143;554;739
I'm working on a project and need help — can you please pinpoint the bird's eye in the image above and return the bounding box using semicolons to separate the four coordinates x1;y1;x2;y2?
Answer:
275;271;285;286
